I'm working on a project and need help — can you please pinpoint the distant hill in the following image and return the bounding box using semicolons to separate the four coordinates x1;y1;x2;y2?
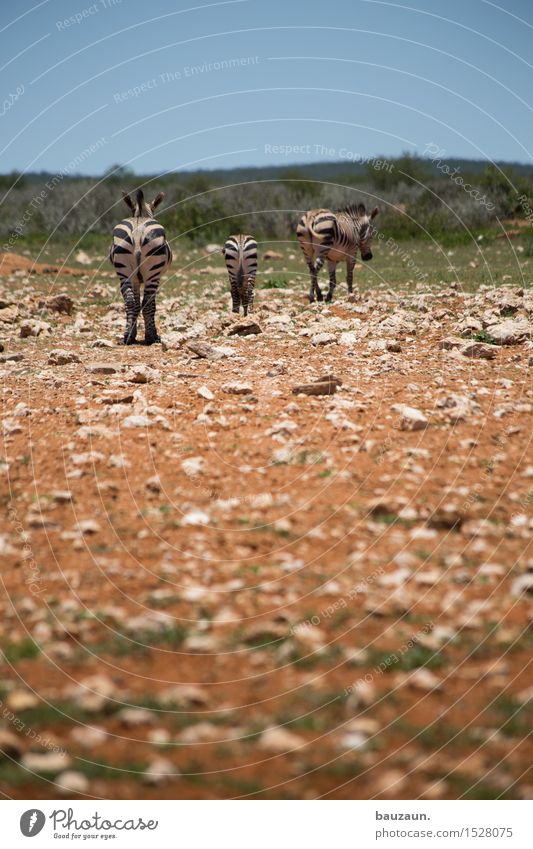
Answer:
13;157;533;184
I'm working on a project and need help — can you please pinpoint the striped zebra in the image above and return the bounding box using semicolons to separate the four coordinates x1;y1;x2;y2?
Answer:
110;189;172;345
222;234;258;316
296;203;379;302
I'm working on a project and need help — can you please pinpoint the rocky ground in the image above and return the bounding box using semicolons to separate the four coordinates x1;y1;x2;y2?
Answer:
0;243;532;800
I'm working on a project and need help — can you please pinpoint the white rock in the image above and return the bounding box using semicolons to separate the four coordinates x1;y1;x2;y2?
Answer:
57;770;90;794
48;349;80;366
311;332;336;346
122;414;151;428
128;364;160;384
259;726;305;752
182;509;210;526
22;751;71;773
392;404;428;431
222;382;253;395
197;385;214;400
143;757;179;785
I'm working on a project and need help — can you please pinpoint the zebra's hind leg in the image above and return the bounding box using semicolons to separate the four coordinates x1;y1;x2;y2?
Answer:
230;277;241;313
346;259;356;294
242;276;255;317
120;279;140;344
142;281;160;345
307;262;322;303
326;260;337;302
312;257;324;302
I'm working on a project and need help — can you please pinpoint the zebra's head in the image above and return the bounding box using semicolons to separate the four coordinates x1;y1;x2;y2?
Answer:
121;189;165;218
356;204;379;261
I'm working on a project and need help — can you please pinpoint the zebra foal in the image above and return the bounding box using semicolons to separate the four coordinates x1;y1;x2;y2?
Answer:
222;235;258;316
297;203;378;302
110;189;172;344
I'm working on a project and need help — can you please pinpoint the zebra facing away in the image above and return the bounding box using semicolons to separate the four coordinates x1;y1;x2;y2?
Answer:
110;189;172;345
222;234;258;316
296;204;379;303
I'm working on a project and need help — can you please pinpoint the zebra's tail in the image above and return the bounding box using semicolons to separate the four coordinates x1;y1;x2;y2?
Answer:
235;243;245;290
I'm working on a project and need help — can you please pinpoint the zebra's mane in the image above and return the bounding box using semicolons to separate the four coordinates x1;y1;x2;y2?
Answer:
337;203;366;219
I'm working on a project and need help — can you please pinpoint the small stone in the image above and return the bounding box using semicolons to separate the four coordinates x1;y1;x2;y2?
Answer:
48;349;80;366
511;574;533;596
259;727;305;752
187;341;230;361
311;332;336;346
386;340;402;352
128;364;160;384
91;339;114;349
159;685;208;707
52;490;74;503
122;414;151;428
181;456;204;476
293;375;341;396
70;726;107;747
116;707;155;727
228;319;262;336
204;243;222;254
143;757;179;785
197;385;214;400
56;770;90;794
0;352;24;363
392;404;428;431
182;509;210;526
47;294;74;315
263;250;283;260
76;519;101;534
222;381;253;395
405;668;442;691
20;319;51;338
178;722;220;743
75;250;92;265
7;690;40;711
461;341;497;359
438;337;464;350
337;731;369;751
145;475;162;494
375;769;407;795
486;318;531;345
22;750;71;773
86;362;121;375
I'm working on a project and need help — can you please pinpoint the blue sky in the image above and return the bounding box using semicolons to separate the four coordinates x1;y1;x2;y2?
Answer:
1;0;532;175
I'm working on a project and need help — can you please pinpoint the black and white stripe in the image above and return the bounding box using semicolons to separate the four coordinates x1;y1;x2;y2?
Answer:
222;234;258;316
296;204;379;302
110;189;172;344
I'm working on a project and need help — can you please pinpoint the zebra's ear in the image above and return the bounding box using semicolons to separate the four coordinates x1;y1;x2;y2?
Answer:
357;203;366;216
122;191;134;213
151;192;165;210
370;206;379;219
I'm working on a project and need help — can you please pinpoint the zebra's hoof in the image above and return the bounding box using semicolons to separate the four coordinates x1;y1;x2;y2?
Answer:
144;335;161;346
123;336;137;345
316;293;324;302
325;295;333;303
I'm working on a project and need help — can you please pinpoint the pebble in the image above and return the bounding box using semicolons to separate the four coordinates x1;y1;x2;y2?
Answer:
122;414;151;428
222;381;253;395
22;751;71;773
311;332;337;346
392;404;428;431
48;349;80;365
197;385;214;400
259;727;305;752
143;758;179;785
56;770;90;795
228;319;262;336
